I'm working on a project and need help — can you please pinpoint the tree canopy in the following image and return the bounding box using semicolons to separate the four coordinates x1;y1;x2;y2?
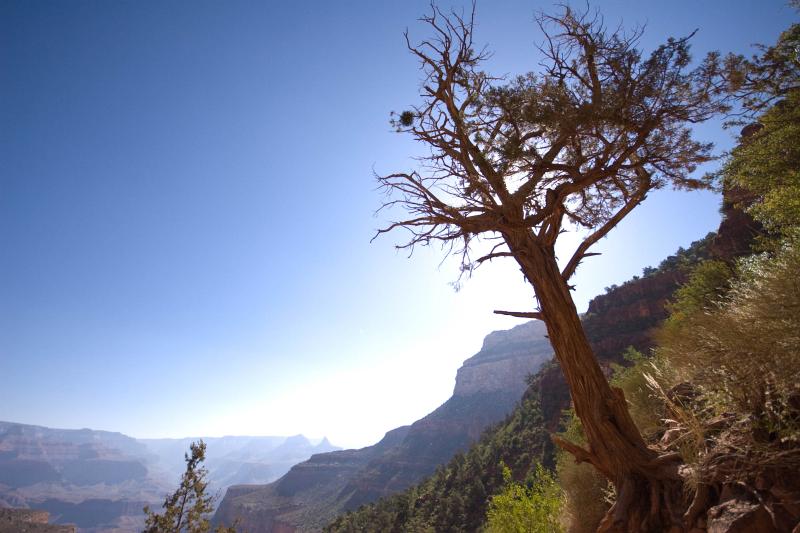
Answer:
718;23;800;234
379;5;725;295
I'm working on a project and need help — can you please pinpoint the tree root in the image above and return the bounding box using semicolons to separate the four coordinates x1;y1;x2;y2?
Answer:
684;483;710;527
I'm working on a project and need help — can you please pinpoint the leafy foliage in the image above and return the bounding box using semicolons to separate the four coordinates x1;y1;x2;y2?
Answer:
485;463;563;533
714;22;800;118
650;232;716;276
712;21;800;236
664;259;733;326
143;441;235;533
724;90;800;235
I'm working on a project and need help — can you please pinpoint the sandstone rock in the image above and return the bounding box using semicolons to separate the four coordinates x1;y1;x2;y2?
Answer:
707;499;778;533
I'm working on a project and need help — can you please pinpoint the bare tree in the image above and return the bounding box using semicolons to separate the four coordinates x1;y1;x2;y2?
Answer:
377;5;725;531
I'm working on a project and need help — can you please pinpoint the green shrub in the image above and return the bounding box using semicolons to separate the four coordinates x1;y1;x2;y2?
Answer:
665;260;734;326
486;463;563;533
724;88;800;235
661;239;799;421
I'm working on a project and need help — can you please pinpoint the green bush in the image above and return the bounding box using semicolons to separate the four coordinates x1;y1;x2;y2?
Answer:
665;260;734;326
325;391;553;532
486;463;563;533
661;239;799;424
724;88;800;235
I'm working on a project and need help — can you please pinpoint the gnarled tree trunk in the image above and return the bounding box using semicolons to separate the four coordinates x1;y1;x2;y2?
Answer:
506;230;687;532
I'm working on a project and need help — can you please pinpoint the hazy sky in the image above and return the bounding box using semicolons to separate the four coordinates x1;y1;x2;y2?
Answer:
1;1;795;449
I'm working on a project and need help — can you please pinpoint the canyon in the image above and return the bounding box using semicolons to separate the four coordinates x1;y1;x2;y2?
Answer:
213;320;554;532
0;423;336;532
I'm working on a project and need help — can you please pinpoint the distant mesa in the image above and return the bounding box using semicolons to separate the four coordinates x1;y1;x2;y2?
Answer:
0;421;339;532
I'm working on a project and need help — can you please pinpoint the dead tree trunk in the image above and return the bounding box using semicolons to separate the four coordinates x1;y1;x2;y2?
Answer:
505;230;687;532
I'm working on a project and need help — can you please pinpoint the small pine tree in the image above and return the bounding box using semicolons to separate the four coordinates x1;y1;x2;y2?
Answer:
143;440;236;533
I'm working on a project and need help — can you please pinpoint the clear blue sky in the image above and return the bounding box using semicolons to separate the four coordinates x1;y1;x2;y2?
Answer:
1;1;795;449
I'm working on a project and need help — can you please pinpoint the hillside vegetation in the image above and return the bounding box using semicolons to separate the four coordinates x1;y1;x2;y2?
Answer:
323;228;732;533
325;369;555;532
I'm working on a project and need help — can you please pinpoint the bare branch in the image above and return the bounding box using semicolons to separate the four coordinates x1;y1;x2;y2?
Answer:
493;310;544;320
474;251;514;264
561;170;652;281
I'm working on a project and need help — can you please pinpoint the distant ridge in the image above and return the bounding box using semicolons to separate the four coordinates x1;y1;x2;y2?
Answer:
214;320;553;532
0;421;339;532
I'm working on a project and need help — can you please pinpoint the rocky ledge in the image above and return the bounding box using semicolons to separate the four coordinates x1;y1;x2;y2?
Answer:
0;508;75;533
454;320;551;397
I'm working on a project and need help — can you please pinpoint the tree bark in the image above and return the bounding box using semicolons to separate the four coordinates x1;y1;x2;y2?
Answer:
504;229;686;532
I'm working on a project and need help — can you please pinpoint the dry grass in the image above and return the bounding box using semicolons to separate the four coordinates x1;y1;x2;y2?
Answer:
554;412;611;533
655;234;800;482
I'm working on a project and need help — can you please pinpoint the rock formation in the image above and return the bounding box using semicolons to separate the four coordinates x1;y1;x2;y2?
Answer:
454;320;551;397
0;421;163;532
214;320;554;532
0;423;338;532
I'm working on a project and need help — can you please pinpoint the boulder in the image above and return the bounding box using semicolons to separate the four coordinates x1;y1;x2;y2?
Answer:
707;499;778;533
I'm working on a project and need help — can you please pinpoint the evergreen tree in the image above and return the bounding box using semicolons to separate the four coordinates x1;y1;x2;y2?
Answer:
143;441;235;533
376;4;725;529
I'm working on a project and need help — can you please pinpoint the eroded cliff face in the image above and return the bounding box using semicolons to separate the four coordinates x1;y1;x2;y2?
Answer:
214;322;554;533
583;269;686;364
0;423;340;533
0;508;76;533
214;426;411;533
0;422;164;532
453;320;551;397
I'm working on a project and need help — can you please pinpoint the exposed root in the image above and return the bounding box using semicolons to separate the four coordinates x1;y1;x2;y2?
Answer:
551;434;606;474
683;482;709;526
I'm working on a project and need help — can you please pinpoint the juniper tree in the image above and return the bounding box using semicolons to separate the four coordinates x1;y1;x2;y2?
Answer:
377;5;725;530
143;441;235;533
